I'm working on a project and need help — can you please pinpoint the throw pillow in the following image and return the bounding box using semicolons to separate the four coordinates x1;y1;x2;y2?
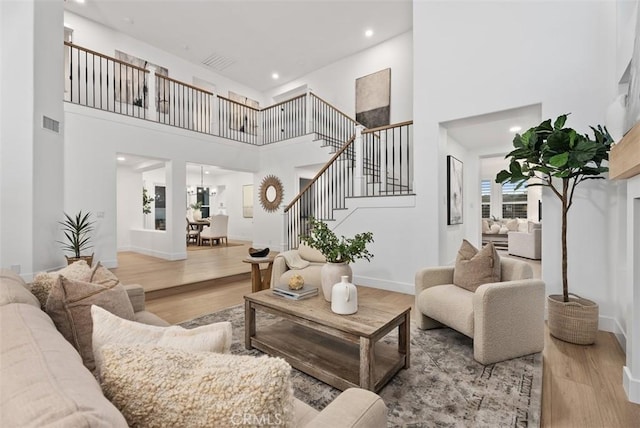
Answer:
297;243;326;263
453;240;501;292
482;219;490;233
90;262;120;287
517;218;529;232
489;224;500;234
100;345;294;428
505;218;518;231
31;260;93;309
45;276;135;372
91;305;232;376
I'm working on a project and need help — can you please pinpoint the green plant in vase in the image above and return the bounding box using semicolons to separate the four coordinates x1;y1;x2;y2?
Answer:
300;217;373;301
58;210;95;266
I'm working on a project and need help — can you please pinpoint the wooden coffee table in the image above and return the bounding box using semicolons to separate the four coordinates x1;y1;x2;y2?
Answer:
244;288;410;392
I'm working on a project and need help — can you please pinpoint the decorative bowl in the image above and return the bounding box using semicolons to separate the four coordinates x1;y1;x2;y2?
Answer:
249;247;270;258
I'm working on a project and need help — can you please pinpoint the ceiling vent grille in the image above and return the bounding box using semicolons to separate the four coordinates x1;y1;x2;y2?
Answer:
42;116;60;133
201;53;236;71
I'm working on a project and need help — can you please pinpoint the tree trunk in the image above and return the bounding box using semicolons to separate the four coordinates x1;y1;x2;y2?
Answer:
562;178;569;302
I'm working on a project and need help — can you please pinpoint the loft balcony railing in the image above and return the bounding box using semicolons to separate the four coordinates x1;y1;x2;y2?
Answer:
64;43;361;147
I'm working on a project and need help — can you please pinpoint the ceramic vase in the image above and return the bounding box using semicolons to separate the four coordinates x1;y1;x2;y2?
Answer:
320;262;352;302
331;276;358;315
193;209;202;221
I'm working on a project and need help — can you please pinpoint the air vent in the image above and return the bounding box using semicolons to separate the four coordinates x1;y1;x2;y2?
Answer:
201;53;236;71
42;116;60;133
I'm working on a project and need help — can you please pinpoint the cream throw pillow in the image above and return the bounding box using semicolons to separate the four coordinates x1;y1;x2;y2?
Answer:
45;276;135;372
91;305;232;376
100;345;294;428
31;260;93;309
505;218;519;231
90;262;120;287
453;240;501;292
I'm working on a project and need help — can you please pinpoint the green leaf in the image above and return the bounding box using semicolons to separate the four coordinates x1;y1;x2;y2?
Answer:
549;152;569;167
495;170;511;184
553;114;567;130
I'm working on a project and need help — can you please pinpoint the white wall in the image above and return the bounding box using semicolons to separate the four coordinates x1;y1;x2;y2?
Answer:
414;0;617;307
1;0;64;278
64;103;259;266
266;31;413;124
442;134;471;263
116;167;142;249
64;11;265;106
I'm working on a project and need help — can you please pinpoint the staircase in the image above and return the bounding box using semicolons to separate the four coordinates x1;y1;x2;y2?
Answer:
284;120;413;249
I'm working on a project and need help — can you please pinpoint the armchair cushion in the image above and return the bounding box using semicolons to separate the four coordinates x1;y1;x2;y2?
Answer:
417;284;474;337
298;243;326;263
453;240;501;292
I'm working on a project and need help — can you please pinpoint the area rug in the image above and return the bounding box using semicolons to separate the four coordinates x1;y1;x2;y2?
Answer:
181;305;542;427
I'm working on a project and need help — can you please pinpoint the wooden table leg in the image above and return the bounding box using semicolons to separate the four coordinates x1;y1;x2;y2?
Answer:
399;311;410;369
359;336;375;391
245;300;255;350
250;264;262;293
262;262;274;290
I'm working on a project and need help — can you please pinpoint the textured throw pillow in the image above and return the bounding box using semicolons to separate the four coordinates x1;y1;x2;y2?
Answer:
100;345;294;428
517;218;529;232
297;243;326;263
91;305;232;376
90;262;120;287
505;218;519;231
489;224;500;234
45;277;135;372
453;240;501;292
31;260;93;309
482;219;490;233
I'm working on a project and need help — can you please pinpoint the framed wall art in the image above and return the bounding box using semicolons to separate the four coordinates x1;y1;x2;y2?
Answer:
447;155;463;225
355;68;391;129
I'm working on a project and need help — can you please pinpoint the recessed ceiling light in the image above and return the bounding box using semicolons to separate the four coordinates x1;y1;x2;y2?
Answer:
271;73;279;80
509;126;522;133
75;0;85;4
365;29;374;38
117;156;126;161
204;171;210;174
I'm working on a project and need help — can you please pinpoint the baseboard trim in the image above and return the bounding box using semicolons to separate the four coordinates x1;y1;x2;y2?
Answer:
623;366;640;404
598;315;627;352
353;275;414;295
129;247;187;261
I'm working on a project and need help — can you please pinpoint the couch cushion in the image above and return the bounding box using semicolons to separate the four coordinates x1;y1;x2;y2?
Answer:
417;284;474;337
298;243;327;263
91;305;231;376
31;260;93;308
100;345;294;427
0;303;127;427
453;240;501;292
0;269;40;308
45;277;135;372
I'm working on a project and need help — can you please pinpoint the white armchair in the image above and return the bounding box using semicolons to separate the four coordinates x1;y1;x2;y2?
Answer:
508;227;541;260
415;258;545;364
270;243;326;288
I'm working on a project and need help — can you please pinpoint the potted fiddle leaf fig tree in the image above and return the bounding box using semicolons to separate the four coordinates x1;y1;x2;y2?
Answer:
300;217;374;302
58;210;95;266
496;114;613;345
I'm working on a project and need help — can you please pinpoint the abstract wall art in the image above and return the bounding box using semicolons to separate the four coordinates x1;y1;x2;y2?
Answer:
355;68;391;129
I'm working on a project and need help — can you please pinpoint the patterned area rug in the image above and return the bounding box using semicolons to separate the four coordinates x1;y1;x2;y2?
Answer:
181;305;542;427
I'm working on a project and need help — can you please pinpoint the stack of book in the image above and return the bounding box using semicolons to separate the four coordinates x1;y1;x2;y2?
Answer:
272;285;318;300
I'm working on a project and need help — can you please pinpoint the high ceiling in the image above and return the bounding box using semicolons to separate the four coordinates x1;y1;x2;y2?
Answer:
64;0;413;92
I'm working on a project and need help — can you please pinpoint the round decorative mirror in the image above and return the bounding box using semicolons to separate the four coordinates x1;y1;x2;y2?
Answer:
259;175;284;212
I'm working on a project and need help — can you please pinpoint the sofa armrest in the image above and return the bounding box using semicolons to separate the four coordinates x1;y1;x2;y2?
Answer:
123;284;146;313
303;388;387;428
472;279;545;364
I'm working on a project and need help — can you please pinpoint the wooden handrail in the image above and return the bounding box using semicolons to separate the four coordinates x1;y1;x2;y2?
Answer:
64;41;150;72
284;135;356;212
310;93;359;124
156;74;214;95
361;120;413;134
263;93;307;110
217;95;261;111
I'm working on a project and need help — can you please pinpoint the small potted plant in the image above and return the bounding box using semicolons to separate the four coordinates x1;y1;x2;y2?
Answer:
58;211;95;266
190;201;203;221
496;114;613;345
143;187;154;214
300;217;374;301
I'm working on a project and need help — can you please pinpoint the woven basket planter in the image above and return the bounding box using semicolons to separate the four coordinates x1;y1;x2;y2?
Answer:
65;254;94;267
547;294;598;345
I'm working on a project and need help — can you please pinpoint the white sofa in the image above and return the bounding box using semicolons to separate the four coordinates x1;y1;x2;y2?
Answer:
508;227;542;260
1;268;386;427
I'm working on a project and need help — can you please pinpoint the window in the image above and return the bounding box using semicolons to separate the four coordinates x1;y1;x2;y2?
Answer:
502;181;527;218
481;180;491;218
